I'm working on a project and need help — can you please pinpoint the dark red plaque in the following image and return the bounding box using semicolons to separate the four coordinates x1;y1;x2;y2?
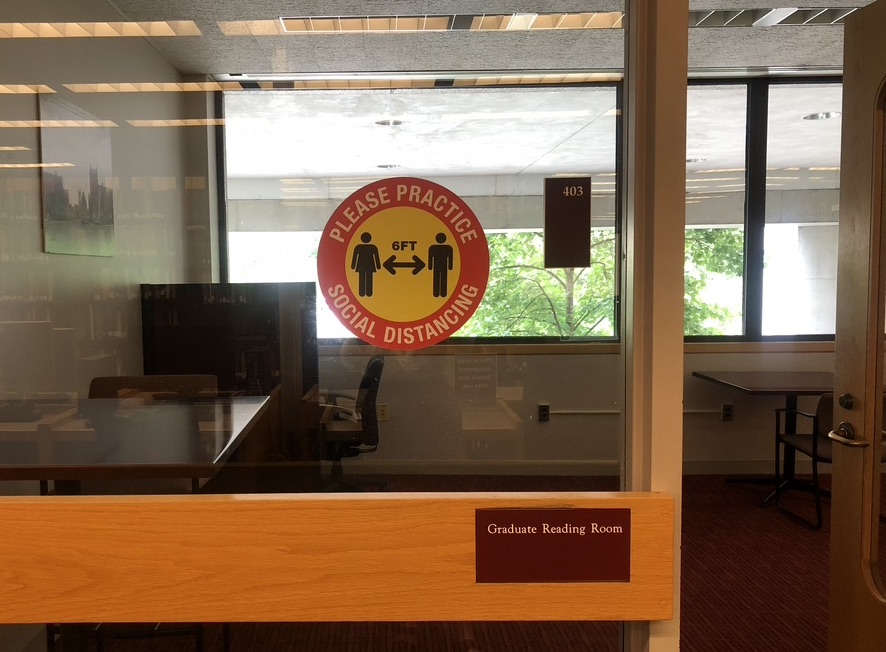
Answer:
475;508;631;583
544;176;592;269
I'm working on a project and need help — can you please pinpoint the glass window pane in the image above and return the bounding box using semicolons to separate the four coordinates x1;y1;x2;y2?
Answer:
763;82;842;336
220;86;625;551
224;86;619;340
684;84;747;336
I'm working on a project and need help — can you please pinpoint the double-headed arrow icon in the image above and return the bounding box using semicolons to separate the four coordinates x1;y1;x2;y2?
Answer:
383;254;426;276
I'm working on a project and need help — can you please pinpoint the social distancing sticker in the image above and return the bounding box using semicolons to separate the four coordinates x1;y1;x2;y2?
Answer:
317;177;490;350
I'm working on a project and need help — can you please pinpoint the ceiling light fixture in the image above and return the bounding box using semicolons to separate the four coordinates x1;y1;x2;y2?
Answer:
0;162;74;168
127;119;225;127
0;84;54;94
214;70;623;87
225;12;625;36
802;111;841;120
0;21;201;38
0;119;117;128
65;81;246;93
0;145;30;151
375;119;404;126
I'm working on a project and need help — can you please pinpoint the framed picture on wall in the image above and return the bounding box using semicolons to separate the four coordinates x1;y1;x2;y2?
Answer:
38;95;115;256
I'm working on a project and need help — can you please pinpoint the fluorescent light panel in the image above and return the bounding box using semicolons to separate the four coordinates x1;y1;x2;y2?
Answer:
214;71;623;88
456;72;621;86
0;21;201;38
127;119;225;127
0;84;54;94
472;13;623;30
65;81;247;93
220;12;626;36
278;16;452;33
0;162;74;168
0;120;117;127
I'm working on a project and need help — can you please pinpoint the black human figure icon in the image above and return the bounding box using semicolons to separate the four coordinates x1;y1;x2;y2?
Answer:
428;232;454;298
351;232;380;297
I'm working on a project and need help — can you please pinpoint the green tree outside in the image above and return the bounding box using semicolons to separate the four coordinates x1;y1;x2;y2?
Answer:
459;227;743;338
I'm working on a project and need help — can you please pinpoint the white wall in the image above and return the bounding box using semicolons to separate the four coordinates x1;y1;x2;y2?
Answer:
0;0;216;398
683;347;833;473
316;346;833;476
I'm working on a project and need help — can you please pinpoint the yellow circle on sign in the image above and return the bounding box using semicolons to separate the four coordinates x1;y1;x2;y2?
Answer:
346;206;462;323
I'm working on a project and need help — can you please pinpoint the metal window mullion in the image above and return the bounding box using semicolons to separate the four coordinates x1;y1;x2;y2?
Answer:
743;78;768;340
614;81;624;340
215;91;229;283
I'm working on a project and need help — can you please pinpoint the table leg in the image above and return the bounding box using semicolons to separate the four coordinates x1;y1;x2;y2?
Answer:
726;393;798;504
762;394;798;504
782;394;798;478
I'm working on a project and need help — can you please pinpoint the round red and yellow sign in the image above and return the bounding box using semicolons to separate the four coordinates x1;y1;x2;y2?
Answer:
317;177;489;350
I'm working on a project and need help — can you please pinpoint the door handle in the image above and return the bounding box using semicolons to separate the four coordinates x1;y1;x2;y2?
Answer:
828;421;870;448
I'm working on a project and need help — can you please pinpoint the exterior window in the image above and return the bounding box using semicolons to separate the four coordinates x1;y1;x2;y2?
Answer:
225;79;844;342
459;228;617;338
762;83;842;336
224;86;619;340
684;84;747;336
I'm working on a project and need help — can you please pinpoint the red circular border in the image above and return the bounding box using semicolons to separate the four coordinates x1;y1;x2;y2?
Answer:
317;177;489;350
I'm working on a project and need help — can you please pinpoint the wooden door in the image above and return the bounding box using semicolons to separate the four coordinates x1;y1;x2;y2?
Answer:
830;0;886;648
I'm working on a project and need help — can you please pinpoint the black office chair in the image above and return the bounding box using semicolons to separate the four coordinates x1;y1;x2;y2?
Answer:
320;354;385;489
775;392;886;529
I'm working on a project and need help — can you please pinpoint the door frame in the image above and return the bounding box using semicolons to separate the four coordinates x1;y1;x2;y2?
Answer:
831;0;886;648
622;1;688;649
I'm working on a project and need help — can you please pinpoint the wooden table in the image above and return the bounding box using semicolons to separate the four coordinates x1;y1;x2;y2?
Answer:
0;396;270;493
691;370;833;500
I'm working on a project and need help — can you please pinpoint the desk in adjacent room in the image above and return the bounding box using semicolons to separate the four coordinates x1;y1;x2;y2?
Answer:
691;370;833;499
0;395;270;493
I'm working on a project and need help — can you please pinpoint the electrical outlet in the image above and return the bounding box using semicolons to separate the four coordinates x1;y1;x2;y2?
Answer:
720;403;733;422
377;403;390;421
538;403;550;422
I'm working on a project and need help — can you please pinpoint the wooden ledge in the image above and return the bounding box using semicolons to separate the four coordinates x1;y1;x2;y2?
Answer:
0;492;673;623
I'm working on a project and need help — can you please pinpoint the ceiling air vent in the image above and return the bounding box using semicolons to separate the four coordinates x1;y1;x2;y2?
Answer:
689;7;857;27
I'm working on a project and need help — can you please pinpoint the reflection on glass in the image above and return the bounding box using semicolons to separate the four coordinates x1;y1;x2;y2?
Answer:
219;87;625;500
763;82;842;335
0;0;628;642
